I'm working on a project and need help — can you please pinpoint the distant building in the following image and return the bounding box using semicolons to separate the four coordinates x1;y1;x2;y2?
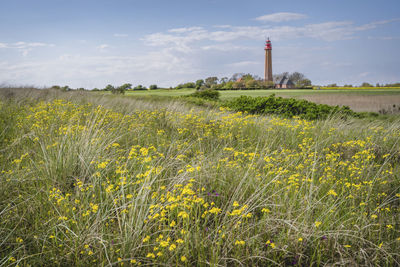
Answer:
275;76;295;89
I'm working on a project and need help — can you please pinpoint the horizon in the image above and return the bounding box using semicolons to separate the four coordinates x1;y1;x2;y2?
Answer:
1;0;399;88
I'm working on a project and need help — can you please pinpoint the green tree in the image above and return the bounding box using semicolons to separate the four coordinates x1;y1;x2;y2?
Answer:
260;80;275;89
149;84;158;90
195;79;204;89
289;72;306;84
296;79;312;88
205;77;218;88
232;80;246;90
361;82;373;87
220;77;229;84
245;80;258;89
242;74;255;81
120;83;132;91
133;85;147;90
222;81;234;90
230;73;245;82
104;84;114;91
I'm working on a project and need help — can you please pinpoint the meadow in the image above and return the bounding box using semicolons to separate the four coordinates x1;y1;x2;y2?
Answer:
1;87;400;266
125;88;400;113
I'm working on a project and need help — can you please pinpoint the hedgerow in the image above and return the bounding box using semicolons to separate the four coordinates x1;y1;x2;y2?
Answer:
188;89;220;100
223;94;362;120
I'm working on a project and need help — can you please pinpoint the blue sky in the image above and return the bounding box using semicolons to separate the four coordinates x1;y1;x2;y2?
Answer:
1;0;399;88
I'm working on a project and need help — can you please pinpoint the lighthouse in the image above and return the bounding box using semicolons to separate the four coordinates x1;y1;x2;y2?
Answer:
264;38;273;82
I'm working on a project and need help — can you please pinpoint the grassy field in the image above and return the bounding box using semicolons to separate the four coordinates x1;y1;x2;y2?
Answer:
125;88;400;113
1;87;400;266
125;88;400;98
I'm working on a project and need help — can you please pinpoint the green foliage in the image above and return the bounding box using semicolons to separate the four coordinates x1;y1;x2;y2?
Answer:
296;78;312;88
385;82;400;87
149;84;158;90
176;82;195;89
221;81;234;90
361;82;374;87
108;85;126;95
120;83;132;91
195;79;204;89
188;89;220;100
204;76;218;87
223;94;360;120
51;85;70;92
104;84;114;91
133;85;147;90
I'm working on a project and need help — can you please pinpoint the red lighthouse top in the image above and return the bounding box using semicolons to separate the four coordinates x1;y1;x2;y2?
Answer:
265;38;272;50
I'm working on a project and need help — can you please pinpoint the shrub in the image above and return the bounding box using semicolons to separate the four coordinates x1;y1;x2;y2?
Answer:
176;82;195;89
133;85;147;91
223;94;358;120
188;89;220;100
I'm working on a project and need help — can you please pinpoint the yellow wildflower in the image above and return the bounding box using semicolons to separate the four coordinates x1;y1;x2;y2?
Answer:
235;240;245;246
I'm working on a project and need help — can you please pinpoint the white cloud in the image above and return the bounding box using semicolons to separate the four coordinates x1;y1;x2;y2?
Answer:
0;41;54;56
114;33;128;37
359;72;370;78
355;18;400;31
142;18;397;47
213;25;232;29
97;44;109;50
254;12;308;23
168;26;204;33
228;61;260;67
201;44;249;51
0;41;55;49
0;47;197;88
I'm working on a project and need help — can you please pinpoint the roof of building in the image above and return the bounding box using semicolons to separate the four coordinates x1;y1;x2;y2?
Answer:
276;76;295;85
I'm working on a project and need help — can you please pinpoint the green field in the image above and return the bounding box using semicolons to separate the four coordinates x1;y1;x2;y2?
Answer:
125;89;400;113
126;89;400;99
125;88;400;99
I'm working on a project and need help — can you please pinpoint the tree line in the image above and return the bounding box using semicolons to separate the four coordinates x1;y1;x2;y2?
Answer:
175;72;312;90
51;83;159;94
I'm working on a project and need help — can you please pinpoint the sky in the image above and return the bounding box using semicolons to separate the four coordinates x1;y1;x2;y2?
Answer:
0;0;399;88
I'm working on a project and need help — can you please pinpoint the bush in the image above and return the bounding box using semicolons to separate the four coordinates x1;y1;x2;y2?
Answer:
133;85;147;91
111;86;125;95
223;94;358;120
176;82;195;89
188;89;220;100
149;84;158;90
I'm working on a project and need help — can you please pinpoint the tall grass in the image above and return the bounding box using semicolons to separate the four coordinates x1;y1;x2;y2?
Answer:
1;87;399;266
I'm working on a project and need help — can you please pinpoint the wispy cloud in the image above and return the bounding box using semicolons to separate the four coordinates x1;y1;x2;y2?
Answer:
213;25;232;29
142;19;395;47
254;12;308;23
168;26;204;33
0;41;55;56
358;72;370;78
355;18;400;31
201;44;249;51
368;36;400;40
0;47;197;88
97;44;109;50
114;33;128;37
228;61;260;67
